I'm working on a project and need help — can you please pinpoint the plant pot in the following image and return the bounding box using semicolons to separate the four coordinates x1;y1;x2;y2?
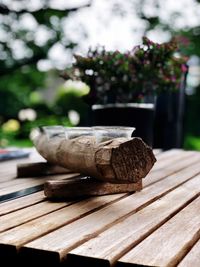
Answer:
153;90;185;150
91;103;155;147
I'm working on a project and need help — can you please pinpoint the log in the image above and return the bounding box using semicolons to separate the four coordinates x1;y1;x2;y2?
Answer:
44;177;142;199
32;132;156;183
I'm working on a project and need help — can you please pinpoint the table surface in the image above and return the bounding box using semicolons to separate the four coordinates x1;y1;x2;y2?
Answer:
0;148;200;267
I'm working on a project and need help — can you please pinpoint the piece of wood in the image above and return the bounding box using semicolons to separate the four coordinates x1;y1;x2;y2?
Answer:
32;133;156;183
118;196;200;267
17;159;200;265
178;238;200;267
44;177;142;199
17;162;71;177
68;174;200;267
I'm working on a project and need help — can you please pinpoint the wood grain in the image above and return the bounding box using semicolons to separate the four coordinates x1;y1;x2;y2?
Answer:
68;174;200;267
44;178;142;199
0;191;45;216
0;173;79;198
144;152;200;187
17;158;200;265
118;196;200;267
33;134;156;183
150;150;197;171
0;200;74;232
178;239;200;267
1;149;200;267
0;193;125;248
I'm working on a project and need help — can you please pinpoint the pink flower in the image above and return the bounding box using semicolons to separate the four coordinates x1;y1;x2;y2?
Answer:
181;64;188;73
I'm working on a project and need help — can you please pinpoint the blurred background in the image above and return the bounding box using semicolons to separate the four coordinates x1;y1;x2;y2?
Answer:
1;0;200;149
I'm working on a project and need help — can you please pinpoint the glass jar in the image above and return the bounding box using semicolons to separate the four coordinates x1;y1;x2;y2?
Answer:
92;126;135;143
64;127;93;139
42;126;65;139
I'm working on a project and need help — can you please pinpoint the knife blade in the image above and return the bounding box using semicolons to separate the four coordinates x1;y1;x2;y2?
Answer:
0;184;44;203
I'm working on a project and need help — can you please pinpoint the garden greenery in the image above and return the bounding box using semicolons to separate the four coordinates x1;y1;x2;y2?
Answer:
64;37;188;105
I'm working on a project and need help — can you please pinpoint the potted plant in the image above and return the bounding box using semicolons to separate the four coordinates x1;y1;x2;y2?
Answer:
63;37;188;147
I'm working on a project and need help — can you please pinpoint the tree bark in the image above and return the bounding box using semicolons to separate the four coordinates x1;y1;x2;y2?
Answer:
32;132;156;183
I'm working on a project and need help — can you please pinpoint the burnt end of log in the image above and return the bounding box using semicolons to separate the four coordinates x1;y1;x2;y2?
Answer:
96;138;156;183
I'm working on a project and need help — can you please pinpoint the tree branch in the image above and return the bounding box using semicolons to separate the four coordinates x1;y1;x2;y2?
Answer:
0;1;92;15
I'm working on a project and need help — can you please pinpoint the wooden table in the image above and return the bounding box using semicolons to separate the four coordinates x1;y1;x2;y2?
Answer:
0;148;200;266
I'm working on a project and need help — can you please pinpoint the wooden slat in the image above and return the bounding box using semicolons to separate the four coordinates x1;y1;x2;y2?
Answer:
118;196;200;267
0;152;195;248
152;151;199;171
0;149;199;266
178;238;200;267
0;149;44;181
0;193;126;258
0;173;79;198
0;200;74;232
67;174;200;267
16;159;200;265
152;148;182;160
0;177;48;189
0;174;73;192
144;152;200;187
151;150;194;171
0;172;80;190
0;191;45;216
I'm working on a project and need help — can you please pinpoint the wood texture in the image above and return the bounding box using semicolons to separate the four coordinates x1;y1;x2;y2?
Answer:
68;174;200;267
0;191;45;216
44;177;142;199
0;194;125;248
18;156;200;265
33;133;156;183
144;152;200;187
0;200;73;232
17;162;71;177
118;196;200;267
0;173;79;199
0;149;200;267
178;239;200;267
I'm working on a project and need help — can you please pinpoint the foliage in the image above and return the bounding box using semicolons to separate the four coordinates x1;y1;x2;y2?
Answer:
1;1;200;148
64;37;188;105
0;66;46;122
0;1;90;144
184;135;200;151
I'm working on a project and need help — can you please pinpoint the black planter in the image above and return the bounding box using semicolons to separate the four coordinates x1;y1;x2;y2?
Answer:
153;91;185;150
91;103;155;147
